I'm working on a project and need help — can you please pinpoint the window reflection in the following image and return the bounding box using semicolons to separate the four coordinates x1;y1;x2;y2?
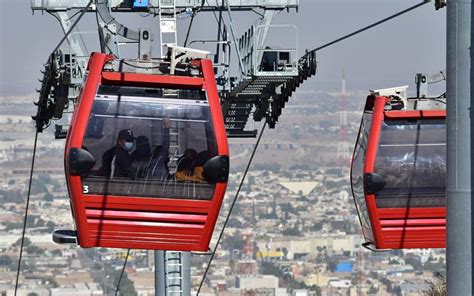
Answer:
81;87;217;200
351;113;372;232
375;120;446;208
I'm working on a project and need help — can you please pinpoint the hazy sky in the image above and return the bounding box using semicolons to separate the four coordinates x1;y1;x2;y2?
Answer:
0;0;446;96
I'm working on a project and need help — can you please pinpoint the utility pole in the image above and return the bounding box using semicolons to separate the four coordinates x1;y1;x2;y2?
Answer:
446;0;473;294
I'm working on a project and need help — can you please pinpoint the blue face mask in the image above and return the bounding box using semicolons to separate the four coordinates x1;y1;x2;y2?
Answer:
124;141;134;151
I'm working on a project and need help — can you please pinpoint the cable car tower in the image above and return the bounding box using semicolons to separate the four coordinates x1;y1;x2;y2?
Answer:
29;1;316;295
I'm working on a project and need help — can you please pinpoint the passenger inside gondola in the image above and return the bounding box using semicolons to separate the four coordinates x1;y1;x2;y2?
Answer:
176;148;206;182
130;135;151;179
146;118;171;180
81;90;218;200
98;129;135;178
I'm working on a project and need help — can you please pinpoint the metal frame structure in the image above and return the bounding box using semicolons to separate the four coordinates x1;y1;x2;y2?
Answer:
31;0;316;138
31;0;299;10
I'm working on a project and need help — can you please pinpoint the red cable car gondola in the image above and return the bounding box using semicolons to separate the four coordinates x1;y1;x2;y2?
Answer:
351;92;446;250
56;52;229;252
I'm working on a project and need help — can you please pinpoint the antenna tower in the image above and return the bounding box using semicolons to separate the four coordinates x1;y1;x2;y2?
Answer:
336;69;351;165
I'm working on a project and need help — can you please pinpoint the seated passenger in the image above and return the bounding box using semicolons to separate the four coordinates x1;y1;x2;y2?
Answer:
131;135;152;179
198;150;211;165
147;118;171;180
99;129;135;178
176;148;206;182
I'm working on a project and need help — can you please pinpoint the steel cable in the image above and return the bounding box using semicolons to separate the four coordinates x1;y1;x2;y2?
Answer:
14;3;93;293
308;0;431;53
13;132;39;295
115;249;131;296
197;122;267;295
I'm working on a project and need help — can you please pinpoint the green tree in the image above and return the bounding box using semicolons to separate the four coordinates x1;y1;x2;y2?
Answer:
5;222;22;231
389;259;400;265
114;271;137;296
261;262;282;277
222;233;246;251
368;285;379;294
26;245;44;255
29;178;49;195
282;227;301;236
405;256;422;270
42;277;59;288
13;237;31;248
0;255;13;266
45;221;56;232
43;192;54;202
423;274;446;296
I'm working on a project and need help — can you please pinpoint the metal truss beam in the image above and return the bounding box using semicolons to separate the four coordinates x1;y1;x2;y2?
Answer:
31;0;298;11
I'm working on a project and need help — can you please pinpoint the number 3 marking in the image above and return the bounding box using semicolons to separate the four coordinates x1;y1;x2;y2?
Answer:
83;185;89;194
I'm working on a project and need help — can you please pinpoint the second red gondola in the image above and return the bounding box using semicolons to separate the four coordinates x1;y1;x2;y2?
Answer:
351;93;446;249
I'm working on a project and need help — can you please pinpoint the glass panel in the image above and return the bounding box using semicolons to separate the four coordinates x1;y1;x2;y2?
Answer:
351;113;372;232
374;120;446;208
81;87;217;200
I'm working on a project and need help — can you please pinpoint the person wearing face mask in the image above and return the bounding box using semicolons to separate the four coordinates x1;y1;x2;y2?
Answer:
99;129;135;178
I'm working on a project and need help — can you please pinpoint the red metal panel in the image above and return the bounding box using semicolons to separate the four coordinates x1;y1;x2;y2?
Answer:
66;52;112;246
87;220;204;235
83;195;213;213
90;231;201;242
83;240;202;252
421;110;446;118
363;96;389;248
377;208;446;219
196;59;229;249
101;72;204;89
384;109;446;120
85;209;207;224
87;219;205;229
379;219;445;227
384;110;422;119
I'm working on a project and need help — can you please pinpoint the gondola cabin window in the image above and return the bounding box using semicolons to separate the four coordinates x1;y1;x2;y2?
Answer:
81;85;217;200
373;119;446;208
351;112;373;237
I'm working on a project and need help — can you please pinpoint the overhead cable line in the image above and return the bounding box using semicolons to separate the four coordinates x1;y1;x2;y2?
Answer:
13;132;39;295
309;0;431;53
115;249;131;296
197;122;267;295
14;3;93;295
